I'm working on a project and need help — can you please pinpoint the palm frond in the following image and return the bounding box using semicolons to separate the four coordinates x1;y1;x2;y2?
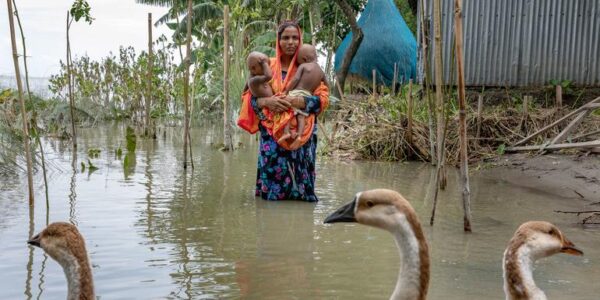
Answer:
174;2;223;37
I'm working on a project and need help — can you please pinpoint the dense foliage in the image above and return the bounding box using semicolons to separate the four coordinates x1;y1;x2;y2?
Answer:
45;0;417;122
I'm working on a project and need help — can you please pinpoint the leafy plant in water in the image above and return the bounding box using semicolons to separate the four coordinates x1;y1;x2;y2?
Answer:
126;126;137;152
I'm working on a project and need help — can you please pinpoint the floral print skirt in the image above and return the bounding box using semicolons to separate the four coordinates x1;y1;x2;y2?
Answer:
255;125;318;202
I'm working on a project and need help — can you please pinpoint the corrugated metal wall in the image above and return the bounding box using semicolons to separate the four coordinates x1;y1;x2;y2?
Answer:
417;0;600;86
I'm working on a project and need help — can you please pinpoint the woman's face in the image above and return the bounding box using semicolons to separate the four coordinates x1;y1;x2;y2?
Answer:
279;26;300;57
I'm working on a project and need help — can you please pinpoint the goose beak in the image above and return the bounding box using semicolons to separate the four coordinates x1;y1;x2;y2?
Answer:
560;238;583;256
27;234;41;248
325;199;357;223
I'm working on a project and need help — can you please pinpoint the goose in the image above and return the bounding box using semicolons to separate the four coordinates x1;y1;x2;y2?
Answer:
324;189;430;300
503;221;583;300
27;222;94;300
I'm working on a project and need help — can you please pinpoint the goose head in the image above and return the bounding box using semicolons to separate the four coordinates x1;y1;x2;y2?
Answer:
503;221;582;300
325;189;429;300
506;221;583;260
28;222;94;299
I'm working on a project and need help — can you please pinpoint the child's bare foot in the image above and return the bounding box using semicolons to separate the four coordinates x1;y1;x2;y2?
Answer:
278;133;292;143
291;131;298;140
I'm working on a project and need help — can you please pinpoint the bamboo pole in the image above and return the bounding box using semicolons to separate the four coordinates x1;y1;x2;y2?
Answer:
7;0;34;205
520;95;530;133
12;0;49;207
549;110;591;145
372;69;377;99
453;0;472;232
66;12;77;150
419;0;436;166
182;0;192;169
392;63;398;96
223;5;233;151
407;79;414;145
12;0;31;101
506;140;600;152
513;97;600;146
145;13;153;138
556;85;562;109
476;94;483;141
430;0;446;226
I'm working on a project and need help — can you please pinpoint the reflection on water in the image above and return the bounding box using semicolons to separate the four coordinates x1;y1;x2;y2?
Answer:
0;123;599;299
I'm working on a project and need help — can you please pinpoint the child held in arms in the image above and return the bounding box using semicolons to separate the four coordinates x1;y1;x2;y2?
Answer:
280;44;327;149
246;51;274;101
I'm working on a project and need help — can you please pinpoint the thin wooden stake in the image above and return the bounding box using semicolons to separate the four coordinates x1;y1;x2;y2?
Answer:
506;140;600;152
66;12;77;150
182;0;192;169
549;110;591;145
430;0;446;226
372;69;377;99
454;0;472;232
392;63;398;96
556;85;562;109
12;0;47;207
145;13;154;138
407;79;414;145
223;5;233;151
7;0;34;205
476;94;483;142
513;96;600;146
419;0;436;166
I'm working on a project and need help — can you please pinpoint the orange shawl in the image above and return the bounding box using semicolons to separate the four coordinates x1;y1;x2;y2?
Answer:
237;25;329;150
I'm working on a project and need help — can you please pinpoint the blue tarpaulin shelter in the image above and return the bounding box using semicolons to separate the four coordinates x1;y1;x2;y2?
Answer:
334;0;417;86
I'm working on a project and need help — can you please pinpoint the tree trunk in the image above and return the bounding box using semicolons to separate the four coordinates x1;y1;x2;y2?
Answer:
308;7;316;46
333;0;363;97
183;0;192;169
145;13;154;138
454;0;472;232
324;9;337;82
222;5;233;151
66;12;77;149
7;0;34;205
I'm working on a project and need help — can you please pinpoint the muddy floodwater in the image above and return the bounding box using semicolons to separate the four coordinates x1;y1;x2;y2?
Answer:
1;124;599;299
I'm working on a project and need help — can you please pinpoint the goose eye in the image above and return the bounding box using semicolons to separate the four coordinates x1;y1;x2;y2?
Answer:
366;200;374;208
548;229;556;236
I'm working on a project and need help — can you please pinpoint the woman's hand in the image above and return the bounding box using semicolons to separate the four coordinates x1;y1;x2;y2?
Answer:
278;95;306;109
257;96;291;113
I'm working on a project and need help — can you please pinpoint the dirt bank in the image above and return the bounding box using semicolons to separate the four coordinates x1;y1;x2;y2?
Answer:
477;153;600;203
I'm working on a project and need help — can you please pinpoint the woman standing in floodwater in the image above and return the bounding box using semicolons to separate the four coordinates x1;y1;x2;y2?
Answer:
238;20;329;201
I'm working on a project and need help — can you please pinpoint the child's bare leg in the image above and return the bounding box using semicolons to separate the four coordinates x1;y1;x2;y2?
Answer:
289;114;305;149
296;114;305;138
278;122;293;143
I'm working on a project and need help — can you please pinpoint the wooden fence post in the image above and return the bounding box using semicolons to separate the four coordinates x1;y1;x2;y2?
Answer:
453;0;472;232
223;5;233;151
407;79;414;145
556;85;562;109
372;69;377;99
182;0;192;169
146;12;153;138
7;0;34;205
476;94;483;142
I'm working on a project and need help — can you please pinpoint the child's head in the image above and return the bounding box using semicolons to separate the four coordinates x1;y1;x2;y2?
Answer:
297;44;317;64
247;51;269;76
